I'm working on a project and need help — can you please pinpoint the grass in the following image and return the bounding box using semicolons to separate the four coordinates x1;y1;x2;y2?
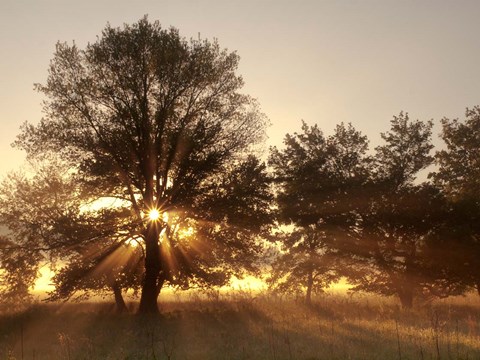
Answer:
1;292;479;359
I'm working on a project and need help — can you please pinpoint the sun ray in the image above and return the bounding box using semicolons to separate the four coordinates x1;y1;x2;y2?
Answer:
148;209;160;221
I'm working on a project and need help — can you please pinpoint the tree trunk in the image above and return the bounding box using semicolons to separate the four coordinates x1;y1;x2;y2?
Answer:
305;269;313;306
398;288;413;309
476;281;480;297
138;222;161;314
112;282;128;313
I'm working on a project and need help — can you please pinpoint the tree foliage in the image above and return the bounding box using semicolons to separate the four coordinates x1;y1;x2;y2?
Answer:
3;17;480;310
13;17;270;313
268;122;370;303
348;113;438;308
429;107;480;296
0;162;143;310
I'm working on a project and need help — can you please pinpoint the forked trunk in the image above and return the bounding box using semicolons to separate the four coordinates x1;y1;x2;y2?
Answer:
138;222;161;314
112;282;128;313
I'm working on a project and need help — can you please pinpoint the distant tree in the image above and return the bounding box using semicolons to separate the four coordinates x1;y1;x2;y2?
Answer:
430;107;480;296
349;113;438;308
14;18;269;313
353;184;449;307
268;122;370;304
434;107;480;202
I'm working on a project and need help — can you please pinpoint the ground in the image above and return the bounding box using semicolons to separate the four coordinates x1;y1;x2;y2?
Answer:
1;292;479;359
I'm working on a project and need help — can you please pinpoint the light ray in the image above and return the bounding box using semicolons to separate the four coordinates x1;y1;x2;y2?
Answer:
148;209;160;221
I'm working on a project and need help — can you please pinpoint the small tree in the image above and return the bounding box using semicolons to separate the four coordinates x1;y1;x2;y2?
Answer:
48;239;144;313
268;122;370;304
0;164;143;310
268;226;340;304
0;235;41;310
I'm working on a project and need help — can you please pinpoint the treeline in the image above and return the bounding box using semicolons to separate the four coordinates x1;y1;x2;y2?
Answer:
268;111;480;308
0;18;479;312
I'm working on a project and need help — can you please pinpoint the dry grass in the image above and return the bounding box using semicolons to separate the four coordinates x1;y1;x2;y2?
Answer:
1;292;479;359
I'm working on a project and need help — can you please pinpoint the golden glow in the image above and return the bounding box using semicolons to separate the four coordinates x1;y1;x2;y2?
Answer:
179;226;194;239
229;275;267;291
126;236;142;247
79;196;129;213
328;277;351;292
148;209;160;221
32;265;56;293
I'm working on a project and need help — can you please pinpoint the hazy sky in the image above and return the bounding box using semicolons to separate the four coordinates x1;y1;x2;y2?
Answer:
2;0;480;177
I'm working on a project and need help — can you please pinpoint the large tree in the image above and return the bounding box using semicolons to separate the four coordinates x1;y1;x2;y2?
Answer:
268;122;370;304
14;18;269;313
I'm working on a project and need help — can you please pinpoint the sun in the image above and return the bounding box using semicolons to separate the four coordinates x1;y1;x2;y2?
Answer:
148;209;160;221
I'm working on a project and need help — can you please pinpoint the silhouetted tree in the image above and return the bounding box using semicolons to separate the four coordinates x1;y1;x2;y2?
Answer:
14;18;268;313
267;226;340;304
430;107;480;296
0;234;41;309
421;199;479;299
0;165;81;306
0;164;143;311
48;240;144;313
349;113;437;308
434;107;480;203
268;122;370;304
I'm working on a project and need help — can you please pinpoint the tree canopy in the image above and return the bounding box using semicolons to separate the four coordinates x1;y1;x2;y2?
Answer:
429;107;480;296
12;17;270;313
346;113;440;308
268;122;370;303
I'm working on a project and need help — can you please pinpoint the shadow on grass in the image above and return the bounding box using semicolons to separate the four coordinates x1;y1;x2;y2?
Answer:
1;296;479;359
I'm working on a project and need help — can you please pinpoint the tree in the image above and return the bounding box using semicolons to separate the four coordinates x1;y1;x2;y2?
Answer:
430;107;480;296
353;184;448;307
349;113;438;308
0;158;272;312
0;163;143;311
268;122;370;304
48;238;144;313
14;18;268;313
267;226;340;304
0;165;83;307
0;235;41;310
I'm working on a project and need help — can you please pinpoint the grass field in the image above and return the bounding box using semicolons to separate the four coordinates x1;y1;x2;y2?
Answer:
1;292;479;359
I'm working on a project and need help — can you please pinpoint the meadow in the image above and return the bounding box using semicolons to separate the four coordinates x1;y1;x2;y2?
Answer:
1;292;479;360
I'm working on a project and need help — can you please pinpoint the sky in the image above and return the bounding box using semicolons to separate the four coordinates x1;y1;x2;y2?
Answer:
2;0;480;177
